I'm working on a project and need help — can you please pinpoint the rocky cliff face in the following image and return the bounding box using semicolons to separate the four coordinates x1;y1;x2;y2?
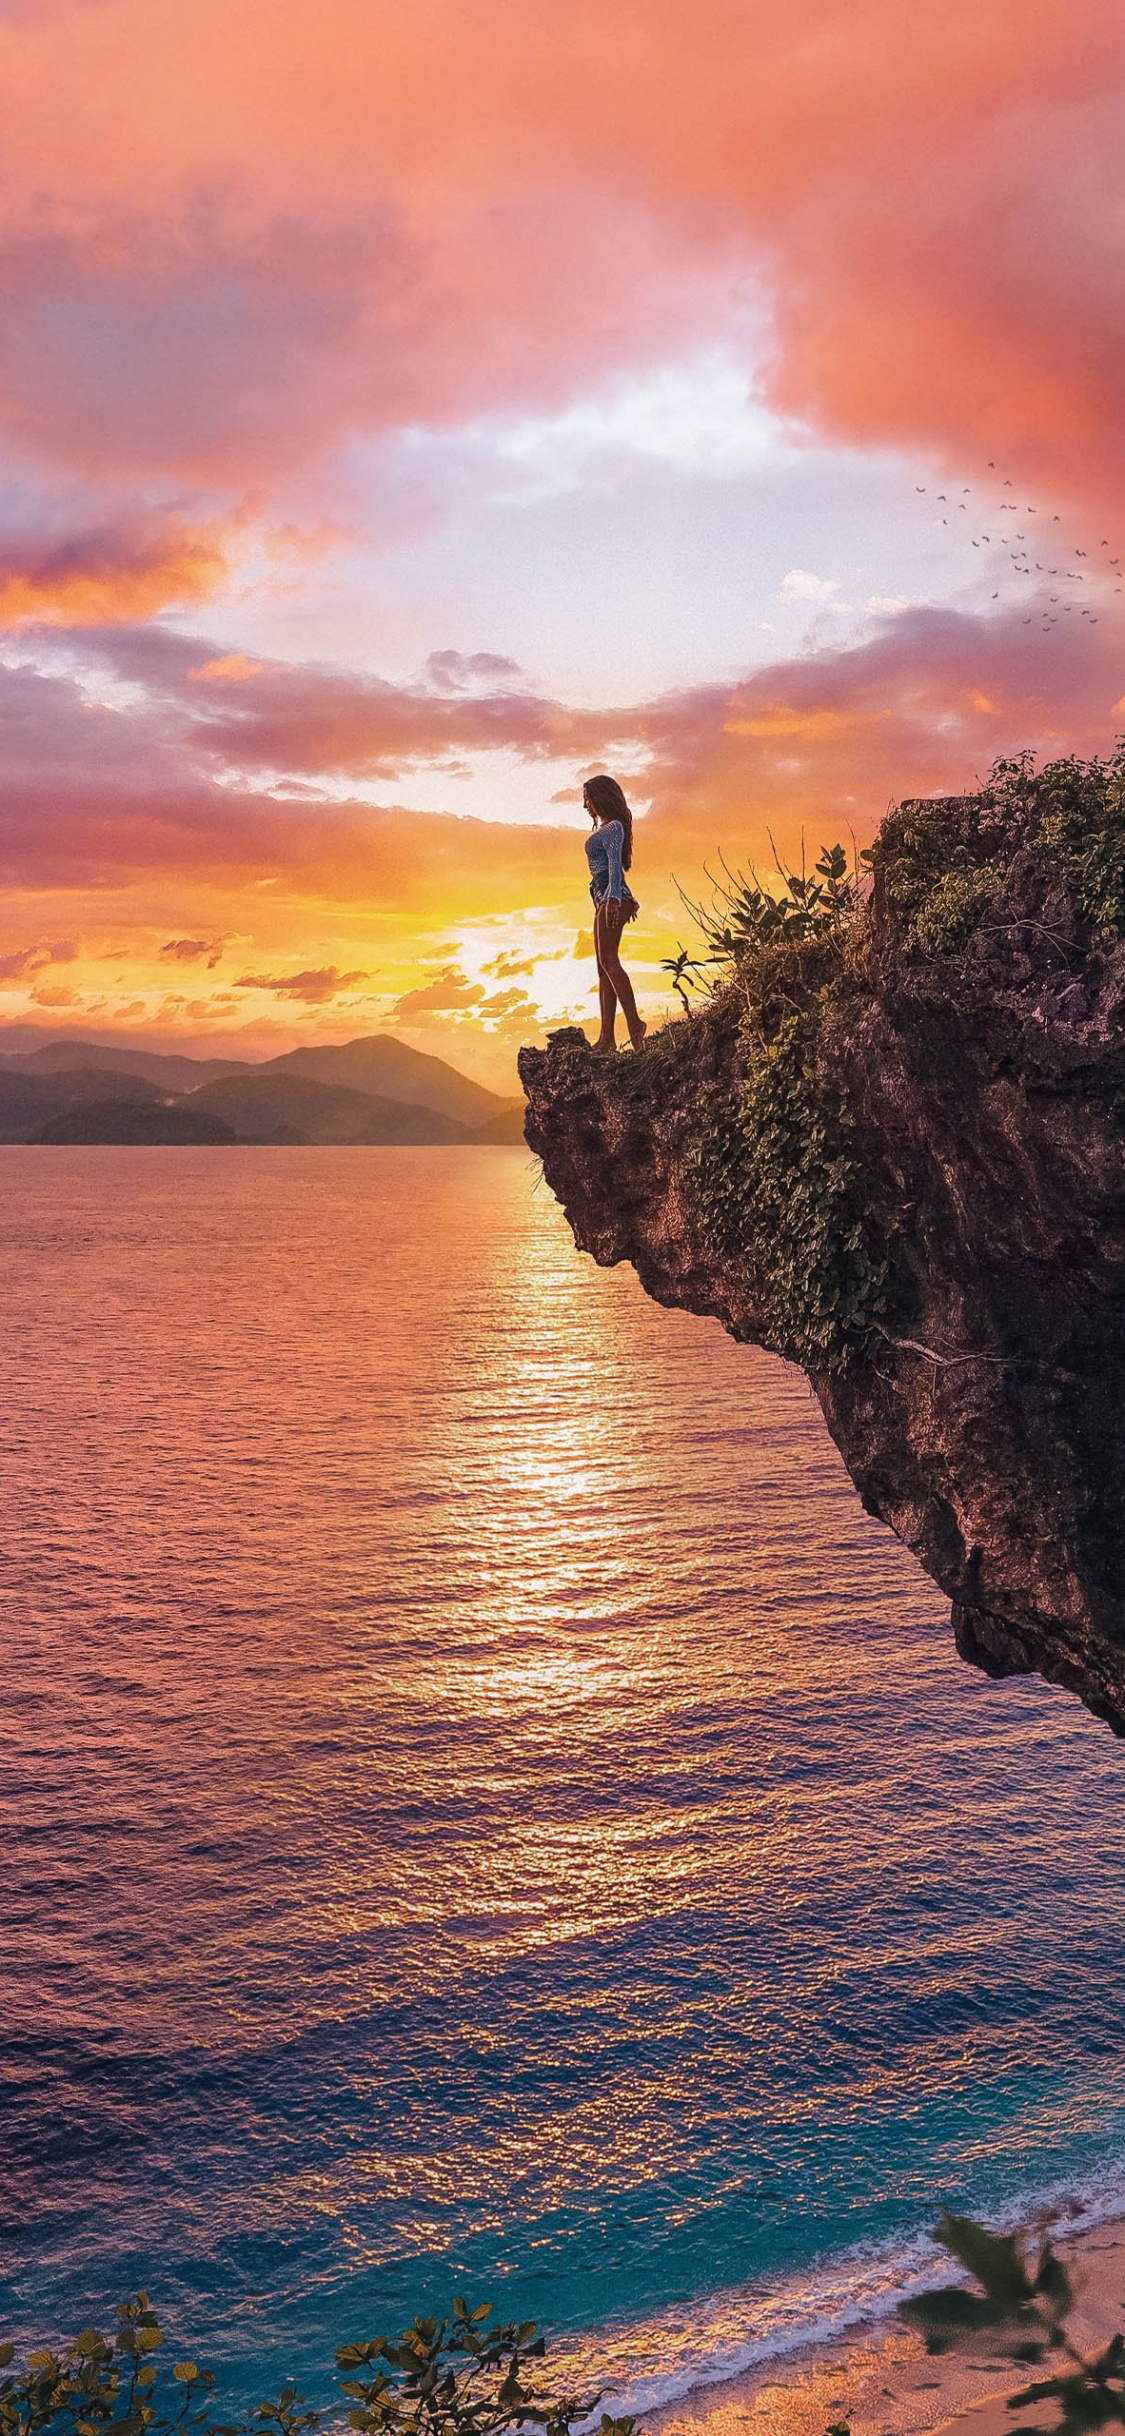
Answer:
520;765;1125;1733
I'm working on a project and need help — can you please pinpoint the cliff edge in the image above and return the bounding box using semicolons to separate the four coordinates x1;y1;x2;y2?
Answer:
520;753;1125;1733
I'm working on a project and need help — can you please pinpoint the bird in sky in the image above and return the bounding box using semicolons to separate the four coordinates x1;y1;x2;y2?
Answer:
914;454;1120;640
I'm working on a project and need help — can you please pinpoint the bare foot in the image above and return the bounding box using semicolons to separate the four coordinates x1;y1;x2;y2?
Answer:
628;1021;647;1051
591;1036;618;1056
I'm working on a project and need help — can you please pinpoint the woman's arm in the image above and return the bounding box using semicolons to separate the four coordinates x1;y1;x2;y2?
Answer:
603;820;626;899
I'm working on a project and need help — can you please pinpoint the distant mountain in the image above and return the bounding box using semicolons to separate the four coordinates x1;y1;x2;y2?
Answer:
30;1099;236;1145
258;1036;513;1126
188;1073;472;1145
472;1106;528;1145
0;1040;250;1092
0;1066;164;1140
0;1032;521;1128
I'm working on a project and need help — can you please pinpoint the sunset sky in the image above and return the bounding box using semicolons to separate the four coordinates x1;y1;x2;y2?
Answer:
2;0;1124;1086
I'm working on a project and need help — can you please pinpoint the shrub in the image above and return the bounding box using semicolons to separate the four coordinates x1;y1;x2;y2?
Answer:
873;742;1125;960
0;2300;636;2436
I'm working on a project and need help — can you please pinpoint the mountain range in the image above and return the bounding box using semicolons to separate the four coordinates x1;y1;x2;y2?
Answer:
0;1035;527;1146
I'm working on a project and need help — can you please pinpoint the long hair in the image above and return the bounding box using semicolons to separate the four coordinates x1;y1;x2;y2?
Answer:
583;773;633;871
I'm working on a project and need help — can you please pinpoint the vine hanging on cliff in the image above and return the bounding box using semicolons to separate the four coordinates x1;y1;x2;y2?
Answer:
693;1002;894;1375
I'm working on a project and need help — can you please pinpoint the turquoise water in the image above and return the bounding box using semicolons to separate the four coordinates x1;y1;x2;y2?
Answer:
2;1147;1125;2412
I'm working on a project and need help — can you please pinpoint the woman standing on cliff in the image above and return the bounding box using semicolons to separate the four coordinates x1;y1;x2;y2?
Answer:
583;774;646;1055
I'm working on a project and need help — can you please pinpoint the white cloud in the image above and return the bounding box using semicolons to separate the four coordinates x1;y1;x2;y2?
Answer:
779;568;844;606
481;350;794;498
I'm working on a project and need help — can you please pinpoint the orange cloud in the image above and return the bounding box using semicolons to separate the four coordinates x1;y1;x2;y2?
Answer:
235;965;370;1002
0;516;232;627
0;938;78;983
190;654;264;683
160;935;226;965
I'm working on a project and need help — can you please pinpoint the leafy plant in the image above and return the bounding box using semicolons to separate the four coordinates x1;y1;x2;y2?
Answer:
0;2303;634;2436
681;842;860;964
0;2293;295;2436
338;2301;634;2436
909;865;1004;958
660;946;712;1017
900;2213;1125;2435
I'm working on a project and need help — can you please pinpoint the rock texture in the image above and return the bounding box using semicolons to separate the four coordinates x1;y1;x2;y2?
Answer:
519;830;1125;1733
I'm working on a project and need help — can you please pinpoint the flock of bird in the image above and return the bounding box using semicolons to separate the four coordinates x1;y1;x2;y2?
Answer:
914;462;1122;632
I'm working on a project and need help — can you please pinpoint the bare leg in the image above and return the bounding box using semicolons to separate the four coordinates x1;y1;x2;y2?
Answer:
594;960;618;1050
598;902;646;1048
593;905;619;1050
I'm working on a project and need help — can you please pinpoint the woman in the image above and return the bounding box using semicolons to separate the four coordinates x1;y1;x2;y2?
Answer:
583;773;647;1054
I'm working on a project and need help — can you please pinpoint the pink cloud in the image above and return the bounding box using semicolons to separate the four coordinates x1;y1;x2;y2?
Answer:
0;0;1120;524
1;605;1122;922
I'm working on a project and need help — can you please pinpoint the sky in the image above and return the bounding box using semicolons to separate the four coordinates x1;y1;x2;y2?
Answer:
1;0;1124;1088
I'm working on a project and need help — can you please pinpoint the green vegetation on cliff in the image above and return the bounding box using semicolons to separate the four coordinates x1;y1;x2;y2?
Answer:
686;845;892;1373
686;746;1125;1373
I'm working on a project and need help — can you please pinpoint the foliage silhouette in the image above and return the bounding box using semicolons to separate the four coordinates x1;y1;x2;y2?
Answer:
899;2212;1125;2435
0;2302;636;2436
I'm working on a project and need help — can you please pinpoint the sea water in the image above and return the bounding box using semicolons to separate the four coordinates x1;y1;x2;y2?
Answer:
2;1147;1125;2414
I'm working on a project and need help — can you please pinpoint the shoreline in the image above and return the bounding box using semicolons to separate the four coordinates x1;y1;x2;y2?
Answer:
646;2217;1125;2436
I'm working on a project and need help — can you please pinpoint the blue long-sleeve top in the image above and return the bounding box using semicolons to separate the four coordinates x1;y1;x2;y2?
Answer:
586;819;627;905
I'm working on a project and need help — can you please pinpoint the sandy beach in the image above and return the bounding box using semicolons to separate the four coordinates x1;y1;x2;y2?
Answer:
653;2221;1125;2436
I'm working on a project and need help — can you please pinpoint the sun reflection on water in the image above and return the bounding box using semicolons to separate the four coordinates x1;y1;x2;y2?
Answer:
2;1148;1125;2416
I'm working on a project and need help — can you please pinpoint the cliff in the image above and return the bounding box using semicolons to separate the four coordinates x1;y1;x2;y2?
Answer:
520;754;1125;1733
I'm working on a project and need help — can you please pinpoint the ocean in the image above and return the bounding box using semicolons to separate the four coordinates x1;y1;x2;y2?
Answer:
3;1146;1125;2417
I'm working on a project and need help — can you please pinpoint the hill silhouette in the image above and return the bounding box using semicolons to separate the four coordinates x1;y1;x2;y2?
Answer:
260;1036;512;1127
0;1032;522;1133
0;1067;165;1140
189;1073;472;1145
31;1099;236;1145
1;1040;248;1092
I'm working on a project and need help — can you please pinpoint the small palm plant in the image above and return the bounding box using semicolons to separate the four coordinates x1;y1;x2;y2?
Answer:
660;945;712;1016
